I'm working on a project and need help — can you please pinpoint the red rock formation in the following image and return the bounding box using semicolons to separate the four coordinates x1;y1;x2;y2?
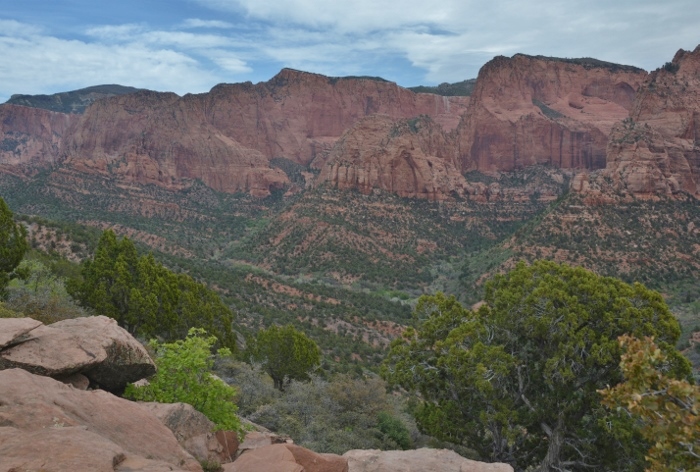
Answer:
601;46;700;197
318;114;468;201
0;104;76;173
205;69;469;168
456;55;647;173
60;90;289;197
53;69;469;197
0;368;202;471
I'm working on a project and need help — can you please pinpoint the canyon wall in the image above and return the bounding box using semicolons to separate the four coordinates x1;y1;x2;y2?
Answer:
599;46;700;197
456;55;647;173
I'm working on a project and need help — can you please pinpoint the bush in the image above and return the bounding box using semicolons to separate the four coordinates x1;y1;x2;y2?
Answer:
124;328;244;434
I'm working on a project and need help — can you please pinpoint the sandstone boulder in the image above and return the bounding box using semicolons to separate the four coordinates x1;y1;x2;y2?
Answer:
0;368;201;471
343;448;513;472
225;444;347;472
0;317;41;348
0;316;155;391
140;401;239;464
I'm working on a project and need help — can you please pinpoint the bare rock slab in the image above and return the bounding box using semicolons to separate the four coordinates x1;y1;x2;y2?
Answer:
0;368;201;472
343;448;513;472
0;317;41;348
225;444;347;472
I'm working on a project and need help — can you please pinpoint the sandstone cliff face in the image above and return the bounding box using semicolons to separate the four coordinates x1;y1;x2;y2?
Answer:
202;68;469;167
54;69;469;197
318;114;468;200
456;55;647;173
60;90;289;197
0;104;76;173
601;46;700;197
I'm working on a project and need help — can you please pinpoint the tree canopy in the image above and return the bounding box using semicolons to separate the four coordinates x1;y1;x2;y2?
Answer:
248;324;321;391
68;230;236;349
383;260;691;471
0;197;28;298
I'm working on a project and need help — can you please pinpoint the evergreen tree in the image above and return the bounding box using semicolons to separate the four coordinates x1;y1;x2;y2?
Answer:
69;230;236;348
383;261;691;471
249;324;321;391
0;197;28;298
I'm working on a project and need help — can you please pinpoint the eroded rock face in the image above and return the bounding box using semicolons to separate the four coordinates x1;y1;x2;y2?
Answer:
0;368;201;472
600;45;700;197
0;104;76;173
60;91;289;198
456;54;647;173
318;114;468;200
45;69;469;197
0;316;155;392
343;448;513;472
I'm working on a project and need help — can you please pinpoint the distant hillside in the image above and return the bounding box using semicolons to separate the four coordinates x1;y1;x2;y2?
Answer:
409;79;476;96
5;84;144;114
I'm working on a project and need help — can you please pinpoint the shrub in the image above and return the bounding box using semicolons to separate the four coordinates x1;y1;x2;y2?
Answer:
124;328;244;434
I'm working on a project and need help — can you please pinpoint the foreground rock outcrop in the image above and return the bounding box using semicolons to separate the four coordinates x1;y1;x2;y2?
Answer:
0;368;201;472
224;443;348;472
0;315;155;392
141;401;239;465
343;449;513;472
599;45;700;197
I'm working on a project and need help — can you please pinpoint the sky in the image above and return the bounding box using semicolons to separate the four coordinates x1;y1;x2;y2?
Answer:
0;0;698;102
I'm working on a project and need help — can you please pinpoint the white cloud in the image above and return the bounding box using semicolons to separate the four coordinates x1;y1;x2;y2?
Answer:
195;0;700;83
0;21;234;101
182;18;234;29
2;0;700;102
0;19;43;37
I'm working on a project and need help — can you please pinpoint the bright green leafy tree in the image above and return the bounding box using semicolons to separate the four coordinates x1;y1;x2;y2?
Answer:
124;328;243;433
0;197;28;298
383;261;691;471
249;324;321;391
68;230;236;348
600;335;699;472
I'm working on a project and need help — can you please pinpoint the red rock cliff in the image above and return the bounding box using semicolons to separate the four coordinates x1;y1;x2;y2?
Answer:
318;114;468;200
203;68;468;168
55;69;469;196
456;55;646;173
600;46;700;197
60;90;288;197
0;104;77;174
